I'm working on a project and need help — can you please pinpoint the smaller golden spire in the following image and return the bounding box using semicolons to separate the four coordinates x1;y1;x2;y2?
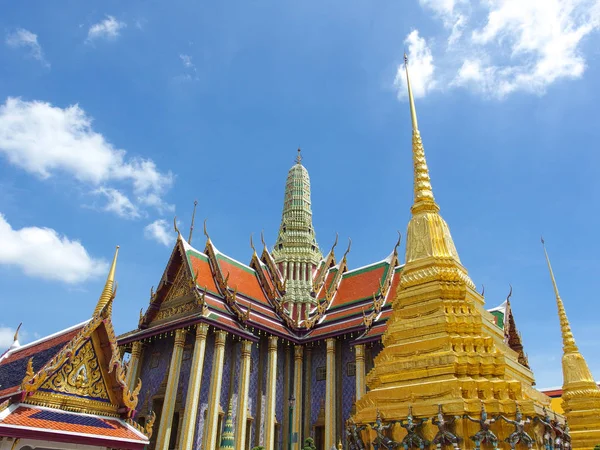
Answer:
189;200;198;244
94;246;119;316
404;54;438;215
296;148;302;164
541;238;578;353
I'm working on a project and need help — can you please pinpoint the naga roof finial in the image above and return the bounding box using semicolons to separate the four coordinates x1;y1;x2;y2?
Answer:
260;230;267;250
250;233;256;256
94;245;119;316
203;219;210;243
480;284;485;297
343;237;352;260
394;231;402;254
173;216;180;236
507;284;513;302
330;232;339;255
10;323;22;350
188;200;198;244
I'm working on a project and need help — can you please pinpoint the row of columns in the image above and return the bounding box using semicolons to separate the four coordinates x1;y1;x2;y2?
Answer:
126;331;368;450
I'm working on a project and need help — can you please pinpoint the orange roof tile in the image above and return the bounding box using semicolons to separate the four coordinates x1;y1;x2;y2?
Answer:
186;252;219;294
217;255;268;304
330;263;388;309
0;405;146;443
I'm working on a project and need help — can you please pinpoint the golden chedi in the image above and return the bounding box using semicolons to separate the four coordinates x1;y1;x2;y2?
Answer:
542;241;600;449
352;56;552;448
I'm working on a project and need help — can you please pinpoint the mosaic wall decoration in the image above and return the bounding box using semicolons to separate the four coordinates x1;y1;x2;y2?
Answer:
194;331;215;449
341;341;356;444
310;343;327;427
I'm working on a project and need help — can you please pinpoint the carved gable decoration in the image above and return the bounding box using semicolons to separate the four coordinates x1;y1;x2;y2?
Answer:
40;339;110;401
164;265;190;303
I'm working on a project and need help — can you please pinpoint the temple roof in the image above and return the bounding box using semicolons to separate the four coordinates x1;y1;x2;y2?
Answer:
0;247;152;449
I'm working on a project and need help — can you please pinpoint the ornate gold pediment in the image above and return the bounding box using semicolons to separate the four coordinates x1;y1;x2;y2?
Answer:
40;339;109;400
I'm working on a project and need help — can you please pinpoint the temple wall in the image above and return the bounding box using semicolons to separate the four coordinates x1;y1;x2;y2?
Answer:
310;342;326;430
276;342;286;450
136;335;173;416
247;341;260;447
194;331;215;449
340;340;355;444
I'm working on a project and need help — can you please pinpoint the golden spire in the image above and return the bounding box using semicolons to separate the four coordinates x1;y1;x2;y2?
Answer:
541;238;578;353
404;54;438;215
94;246;119;316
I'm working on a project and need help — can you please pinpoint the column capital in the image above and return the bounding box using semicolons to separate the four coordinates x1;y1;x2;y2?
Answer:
174;328;187;347
196;322;209;339
355;343;365;358
326;338;336;352
268;335;278;351
240;340;252;357
294;345;304;360
215;329;227;346
131;340;143;357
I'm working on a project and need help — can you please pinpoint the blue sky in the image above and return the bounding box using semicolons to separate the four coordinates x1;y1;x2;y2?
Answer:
1;0;599;389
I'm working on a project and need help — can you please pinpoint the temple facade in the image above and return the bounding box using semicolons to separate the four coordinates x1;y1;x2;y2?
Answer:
117;131;531;449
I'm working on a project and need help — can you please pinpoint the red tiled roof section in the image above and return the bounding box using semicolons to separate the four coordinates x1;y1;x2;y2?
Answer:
386;269;402;304
217;257;268;304
187;253;219;294
330;265;386;309
0;326;83;367
0;406;145;441
309;316;364;338
318;270;338;300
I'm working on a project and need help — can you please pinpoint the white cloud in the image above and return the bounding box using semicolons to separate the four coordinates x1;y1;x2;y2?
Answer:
0;213;108;284
87;16;126;42
0;326;17;351
144;219;172;246
177;54;199;82
412;0;600;99
94;187;140;219
5;29;49;67
0;97;173;218
394;30;437;99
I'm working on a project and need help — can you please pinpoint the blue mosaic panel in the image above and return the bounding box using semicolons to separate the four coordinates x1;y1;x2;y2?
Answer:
247;340;260;447
178;332;195;406
194;331;215;449
276;342;285;450
0;341;74;393
341;341;356;444
259;339;268;446
231;340;242;428
310;343;327;427
137;336;173;416
30;410;116;429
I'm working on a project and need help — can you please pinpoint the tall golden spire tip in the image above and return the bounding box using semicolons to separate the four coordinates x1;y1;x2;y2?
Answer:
541;238;578;353
296;148;302;164
188;200;198;244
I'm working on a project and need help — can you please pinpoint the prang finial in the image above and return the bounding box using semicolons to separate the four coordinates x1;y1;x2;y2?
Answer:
296;148;302;164
188;200;198;244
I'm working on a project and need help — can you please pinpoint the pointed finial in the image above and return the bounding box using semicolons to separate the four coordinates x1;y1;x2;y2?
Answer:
173;217;180;236
203;219;210;243
404;53;438;215
94;246;119;316
189;200;198;244
296;148;302;164
480;284;485;296
541;238;578;353
330;232;339;255
250;233;256;255
394;231;402;254
260;230;267;250
506;284;513;302
10;323;22;350
343;238;352;259
404;53;418;133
